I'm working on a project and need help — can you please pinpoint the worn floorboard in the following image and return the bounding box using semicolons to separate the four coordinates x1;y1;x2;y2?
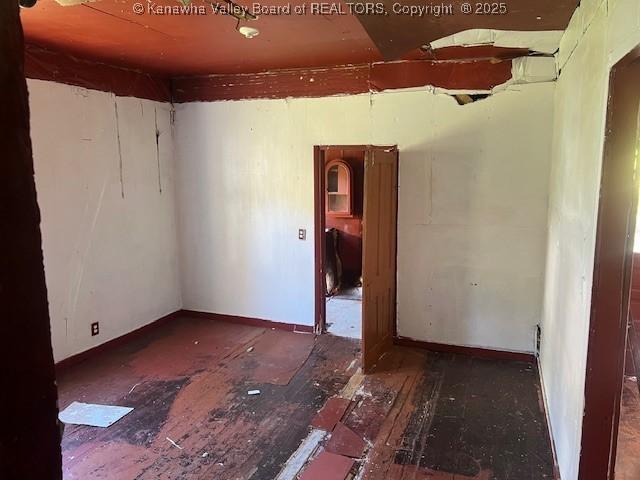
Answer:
616;377;640;480
58;316;359;479
359;348;556;480
57;317;555;480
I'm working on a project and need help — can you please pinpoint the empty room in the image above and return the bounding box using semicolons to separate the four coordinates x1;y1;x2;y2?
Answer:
3;0;640;479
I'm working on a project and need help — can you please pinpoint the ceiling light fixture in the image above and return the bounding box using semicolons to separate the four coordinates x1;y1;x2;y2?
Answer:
237;24;260;39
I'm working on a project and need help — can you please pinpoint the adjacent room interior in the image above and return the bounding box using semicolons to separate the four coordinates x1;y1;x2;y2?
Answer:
3;0;640;479
323;147;365;340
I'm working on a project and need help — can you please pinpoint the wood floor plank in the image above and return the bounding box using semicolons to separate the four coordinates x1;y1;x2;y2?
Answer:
58;316;359;480
57;317;555;480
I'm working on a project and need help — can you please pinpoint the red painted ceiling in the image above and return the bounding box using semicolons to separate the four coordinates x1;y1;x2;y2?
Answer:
21;0;379;76
21;0;577;77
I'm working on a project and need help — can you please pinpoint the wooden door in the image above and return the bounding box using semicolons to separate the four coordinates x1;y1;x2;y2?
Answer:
362;146;398;373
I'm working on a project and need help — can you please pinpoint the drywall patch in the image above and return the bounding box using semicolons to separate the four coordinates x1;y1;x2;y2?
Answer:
510;57;558;84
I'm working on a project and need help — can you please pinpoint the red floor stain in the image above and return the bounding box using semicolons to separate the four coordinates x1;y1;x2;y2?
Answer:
311;397;352;432
241;328;316;385
298;451;355;480
325;422;366;459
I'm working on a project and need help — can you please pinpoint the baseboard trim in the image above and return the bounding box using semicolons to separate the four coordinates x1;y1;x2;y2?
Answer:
536;357;562;480
180;310;315;334
394;336;536;363
55;310;314;374
55;310;181;374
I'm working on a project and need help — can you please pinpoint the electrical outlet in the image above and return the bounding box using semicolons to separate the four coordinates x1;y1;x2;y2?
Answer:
535;324;541;355
298;228;306;240
91;322;99;336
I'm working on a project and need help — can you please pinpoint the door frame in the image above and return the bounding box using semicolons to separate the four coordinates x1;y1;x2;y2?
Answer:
313;145;399;338
578;46;640;479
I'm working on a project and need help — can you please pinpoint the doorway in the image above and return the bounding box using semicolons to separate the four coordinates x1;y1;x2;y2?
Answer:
578;46;640;479
323;148;365;339
314;145;399;373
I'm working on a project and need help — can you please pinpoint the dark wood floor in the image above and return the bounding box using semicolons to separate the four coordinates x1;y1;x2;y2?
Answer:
617;259;640;479
57;315;555;479
358;349;555;480
616;377;640;479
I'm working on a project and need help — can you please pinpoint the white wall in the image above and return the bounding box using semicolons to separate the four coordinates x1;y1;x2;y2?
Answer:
28;79;182;362
634;184;640;251
175;82;554;353
539;0;640;479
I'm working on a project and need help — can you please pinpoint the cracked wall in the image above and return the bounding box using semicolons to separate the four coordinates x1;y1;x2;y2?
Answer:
539;0;640;479
28;79;182;362
174;82;554;353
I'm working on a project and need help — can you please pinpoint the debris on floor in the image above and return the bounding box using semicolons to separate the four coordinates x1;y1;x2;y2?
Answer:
127;383;140;395
58;401;133;428
57;317;554;479
166;437;183;450
247;389;261;395
275;429;327;480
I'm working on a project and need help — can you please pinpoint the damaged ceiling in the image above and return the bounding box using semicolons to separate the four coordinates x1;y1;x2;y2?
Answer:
20;0;578;77
355;0;577;60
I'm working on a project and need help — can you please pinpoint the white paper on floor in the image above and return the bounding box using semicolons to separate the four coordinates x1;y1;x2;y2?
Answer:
58;401;134;428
